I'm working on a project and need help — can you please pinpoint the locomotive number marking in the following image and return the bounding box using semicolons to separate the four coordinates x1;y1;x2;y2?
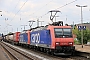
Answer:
31;33;40;43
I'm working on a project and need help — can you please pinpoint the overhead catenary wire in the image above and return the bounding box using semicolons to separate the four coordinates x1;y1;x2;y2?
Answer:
37;12;49;20
33;0;78;21
20;0;54;22
28;0;54;17
11;0;28;21
5;0;29;30
6;0;21;23
9;0;78;25
56;0;78;9
12;0;21;12
10;0;77;22
19;0;54;28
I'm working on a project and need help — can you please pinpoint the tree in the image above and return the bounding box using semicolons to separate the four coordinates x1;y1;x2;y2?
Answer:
73;26;90;44
83;29;90;44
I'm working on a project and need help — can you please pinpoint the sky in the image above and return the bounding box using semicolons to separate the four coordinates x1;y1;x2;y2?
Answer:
0;0;90;34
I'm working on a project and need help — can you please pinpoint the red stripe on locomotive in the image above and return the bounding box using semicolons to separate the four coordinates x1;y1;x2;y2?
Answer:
26;31;30;44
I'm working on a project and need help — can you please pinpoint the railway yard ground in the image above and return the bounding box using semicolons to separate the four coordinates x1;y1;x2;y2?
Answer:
75;45;90;53
0;41;90;60
0;42;11;60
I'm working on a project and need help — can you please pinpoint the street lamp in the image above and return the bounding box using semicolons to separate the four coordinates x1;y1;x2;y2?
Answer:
76;5;87;48
28;20;35;29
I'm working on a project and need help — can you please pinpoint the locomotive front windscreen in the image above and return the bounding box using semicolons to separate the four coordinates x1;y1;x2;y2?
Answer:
54;28;72;38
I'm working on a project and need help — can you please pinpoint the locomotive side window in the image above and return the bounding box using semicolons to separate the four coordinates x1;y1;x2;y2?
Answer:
54;28;72;38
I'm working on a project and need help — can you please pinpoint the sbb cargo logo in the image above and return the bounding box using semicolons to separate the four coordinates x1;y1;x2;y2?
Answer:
31;33;40;43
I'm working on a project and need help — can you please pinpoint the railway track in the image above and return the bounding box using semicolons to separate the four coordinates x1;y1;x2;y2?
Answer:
0;42;34;60
1;41;90;60
73;51;90;59
21;45;90;60
17;44;90;60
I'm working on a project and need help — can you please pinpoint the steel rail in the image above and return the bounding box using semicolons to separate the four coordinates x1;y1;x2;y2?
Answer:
0;42;19;60
0;42;33;60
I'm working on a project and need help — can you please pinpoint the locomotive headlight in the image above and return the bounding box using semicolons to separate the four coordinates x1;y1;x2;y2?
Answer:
69;42;73;45
55;42;60;45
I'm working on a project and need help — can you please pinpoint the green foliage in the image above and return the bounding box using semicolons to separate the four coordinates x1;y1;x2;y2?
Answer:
83;29;90;44
73;27;90;44
74;39;80;44
88;39;90;42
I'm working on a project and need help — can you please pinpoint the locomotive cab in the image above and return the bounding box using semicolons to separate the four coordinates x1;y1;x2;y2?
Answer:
54;28;75;52
47;21;75;55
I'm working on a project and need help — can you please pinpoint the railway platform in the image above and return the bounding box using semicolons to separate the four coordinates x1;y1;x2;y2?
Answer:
0;43;11;60
75;45;90;53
